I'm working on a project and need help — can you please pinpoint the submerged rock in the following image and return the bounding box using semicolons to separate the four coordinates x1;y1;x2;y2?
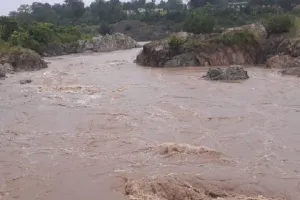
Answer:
204;66;249;81
282;68;300;77
20;79;32;84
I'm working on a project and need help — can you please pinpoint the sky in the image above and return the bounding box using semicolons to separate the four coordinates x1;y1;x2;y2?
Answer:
0;0;94;15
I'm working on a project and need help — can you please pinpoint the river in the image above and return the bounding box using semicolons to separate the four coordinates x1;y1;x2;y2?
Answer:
0;47;300;200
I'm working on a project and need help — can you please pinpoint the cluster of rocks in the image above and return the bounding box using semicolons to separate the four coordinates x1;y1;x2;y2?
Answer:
203;66;249;81
43;33;140;56
265;38;300;77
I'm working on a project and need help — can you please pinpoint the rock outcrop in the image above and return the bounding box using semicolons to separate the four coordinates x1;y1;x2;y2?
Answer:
264;36;300;77
278;37;300;57
136;23;266;67
42;33;140;56
266;55;300;77
0;49;47;72
203;66;249;81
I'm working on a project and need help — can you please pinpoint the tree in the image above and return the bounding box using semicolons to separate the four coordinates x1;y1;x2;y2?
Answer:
167;0;184;11
183;5;215;33
64;0;85;22
189;0;224;8
0;17;18;41
31;3;58;24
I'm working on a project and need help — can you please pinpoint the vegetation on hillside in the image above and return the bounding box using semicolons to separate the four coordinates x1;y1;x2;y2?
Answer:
263;14;295;34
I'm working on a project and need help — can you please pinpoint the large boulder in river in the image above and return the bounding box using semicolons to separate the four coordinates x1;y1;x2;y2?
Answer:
203;66;249;81
0;48;47;72
136;26;261;67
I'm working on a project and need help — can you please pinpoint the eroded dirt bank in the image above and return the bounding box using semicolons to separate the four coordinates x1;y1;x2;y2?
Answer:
0;48;300;200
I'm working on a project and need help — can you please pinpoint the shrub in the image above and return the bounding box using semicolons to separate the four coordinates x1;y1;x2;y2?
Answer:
168;35;185;48
216;30;258;46
0;40;25;54
263;14;294;34
8;22;84;54
98;21;111;35
10;31;43;53
183;7;215;34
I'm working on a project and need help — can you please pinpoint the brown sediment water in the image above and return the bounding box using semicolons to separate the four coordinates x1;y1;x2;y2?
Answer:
0;48;300;200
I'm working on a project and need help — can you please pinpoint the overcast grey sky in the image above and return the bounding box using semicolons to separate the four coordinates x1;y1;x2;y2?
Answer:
0;0;94;15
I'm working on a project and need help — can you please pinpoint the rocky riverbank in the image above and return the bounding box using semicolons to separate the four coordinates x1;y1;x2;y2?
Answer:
0;33;140;78
42;33;140;57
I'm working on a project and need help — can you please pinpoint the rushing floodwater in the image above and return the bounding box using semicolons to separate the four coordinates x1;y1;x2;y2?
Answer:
1;48;300;200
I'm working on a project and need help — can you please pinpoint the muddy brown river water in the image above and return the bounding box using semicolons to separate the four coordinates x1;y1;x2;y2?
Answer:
1;47;300;200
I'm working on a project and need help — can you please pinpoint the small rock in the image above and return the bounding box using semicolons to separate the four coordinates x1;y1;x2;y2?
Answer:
204;66;249;81
282;68;300;77
0;71;6;80
0;63;14;74
20;79;32;84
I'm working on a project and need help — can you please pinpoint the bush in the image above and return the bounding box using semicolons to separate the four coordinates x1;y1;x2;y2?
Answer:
183;8;215;34
216;30;258;46
168;35;186;48
98;21;111;35
0;40;25;54
263;14;294;34
9;22;84;54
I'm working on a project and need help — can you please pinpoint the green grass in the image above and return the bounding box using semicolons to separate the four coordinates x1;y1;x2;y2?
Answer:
0;40;25;54
216;30;259;46
168;35;186;49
